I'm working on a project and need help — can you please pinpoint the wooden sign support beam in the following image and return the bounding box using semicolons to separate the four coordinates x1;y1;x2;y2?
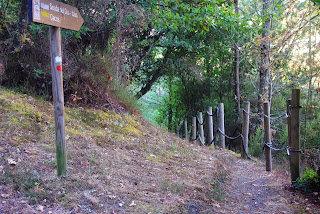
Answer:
29;0;83;177
50;26;66;176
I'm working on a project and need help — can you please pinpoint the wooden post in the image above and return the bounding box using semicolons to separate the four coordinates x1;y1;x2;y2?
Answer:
287;99;292;175
264;101;272;171
214;108;218;146
192;117;196;141
175;124;179;136
241;101;250;158
218;103;225;149
184;119;188;140
207;106;214;146
198;112;204;145
291;89;301;182
50;26;66;177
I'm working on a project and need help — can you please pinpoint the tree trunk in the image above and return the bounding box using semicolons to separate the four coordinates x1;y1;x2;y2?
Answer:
115;0;124;82
258;0;271;114
129;33;163;80
135;48;172;99
168;76;173;131
234;0;241;117
13;0;29;50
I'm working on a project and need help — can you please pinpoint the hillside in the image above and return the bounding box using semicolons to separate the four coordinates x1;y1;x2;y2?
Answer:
0;87;318;213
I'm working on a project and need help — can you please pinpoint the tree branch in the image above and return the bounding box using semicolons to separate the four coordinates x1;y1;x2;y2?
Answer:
135;48;172;99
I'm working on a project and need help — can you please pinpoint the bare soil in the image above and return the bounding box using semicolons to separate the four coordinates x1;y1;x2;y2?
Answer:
212;151;320;214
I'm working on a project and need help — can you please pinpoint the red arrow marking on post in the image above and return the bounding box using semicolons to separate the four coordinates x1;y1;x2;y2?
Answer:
57;65;62;71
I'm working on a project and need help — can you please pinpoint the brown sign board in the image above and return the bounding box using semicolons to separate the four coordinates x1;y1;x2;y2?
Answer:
29;0;84;31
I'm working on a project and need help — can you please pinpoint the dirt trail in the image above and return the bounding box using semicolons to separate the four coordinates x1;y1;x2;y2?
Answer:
214;151;317;214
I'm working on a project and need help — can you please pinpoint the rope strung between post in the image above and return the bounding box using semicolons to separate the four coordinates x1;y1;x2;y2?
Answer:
263;142;303;155
242;109;261;118
188;107;218;142
198;134;205;146
217;128;242;140
264;113;289;120
196;115;205;125
239;134;254;161
190;133;198;141
289;105;302;109
217;128;253;160
206;108;218;117
242;109;289;120
196;107;218;125
264;142;288;151
206;133;217;146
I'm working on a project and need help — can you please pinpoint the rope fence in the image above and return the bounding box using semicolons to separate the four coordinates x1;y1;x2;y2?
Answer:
174;89;302;183
242;109;289;120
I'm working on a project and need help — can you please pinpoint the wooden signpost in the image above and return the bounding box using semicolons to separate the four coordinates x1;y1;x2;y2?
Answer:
28;0;83;31
29;0;83;176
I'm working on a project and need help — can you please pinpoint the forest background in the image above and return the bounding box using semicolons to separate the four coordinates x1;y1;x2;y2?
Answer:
0;0;319;177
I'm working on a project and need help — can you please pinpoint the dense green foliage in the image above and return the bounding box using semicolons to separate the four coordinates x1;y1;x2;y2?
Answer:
294;168;320;192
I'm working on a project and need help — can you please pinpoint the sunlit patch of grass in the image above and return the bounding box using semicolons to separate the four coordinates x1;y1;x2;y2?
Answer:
161;180;187;194
146;153;161;162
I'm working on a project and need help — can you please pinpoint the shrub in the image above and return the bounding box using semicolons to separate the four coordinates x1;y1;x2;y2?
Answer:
294;168;320;192
248;127;263;157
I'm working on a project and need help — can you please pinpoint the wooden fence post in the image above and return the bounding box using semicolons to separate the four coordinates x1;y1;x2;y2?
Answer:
192;117;196;141
207;106;214;146
184;119;188;140
50;26;66;177
291;89;301;182
264;101;272;171
241;101;250;158
175;124;179;136
198;112;204;145
286;99;292;179
218;103;225;149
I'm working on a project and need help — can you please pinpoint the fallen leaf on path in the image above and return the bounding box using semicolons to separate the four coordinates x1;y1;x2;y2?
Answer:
7;158;17;166
25;150;38;155
36;205;44;212
107;195;116;199
1;194;9;198
213;203;221;208
129;201;136;207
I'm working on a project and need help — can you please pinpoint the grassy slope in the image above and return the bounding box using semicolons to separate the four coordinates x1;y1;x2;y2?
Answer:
0;87;230;213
